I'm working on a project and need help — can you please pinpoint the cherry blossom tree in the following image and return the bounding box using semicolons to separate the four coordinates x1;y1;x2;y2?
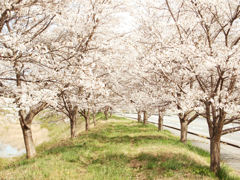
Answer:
183;0;240;173
44;0;123;134
156;0;240;173
0;0;123;157
127;4;174;129
0;0;65;158
131;0;240;173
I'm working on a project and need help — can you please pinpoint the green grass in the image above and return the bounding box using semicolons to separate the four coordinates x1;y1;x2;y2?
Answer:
0;117;238;180
217;165;240;180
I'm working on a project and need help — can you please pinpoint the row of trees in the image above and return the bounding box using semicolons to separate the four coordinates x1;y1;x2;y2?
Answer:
113;0;240;173
0;0;123;158
0;0;240;174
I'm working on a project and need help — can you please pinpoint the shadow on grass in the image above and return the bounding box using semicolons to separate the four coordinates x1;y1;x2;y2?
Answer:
1;158;37;170
132;152;214;178
88;151;214;179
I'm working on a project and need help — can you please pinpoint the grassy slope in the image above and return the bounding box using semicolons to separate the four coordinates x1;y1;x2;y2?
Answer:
0;116;239;180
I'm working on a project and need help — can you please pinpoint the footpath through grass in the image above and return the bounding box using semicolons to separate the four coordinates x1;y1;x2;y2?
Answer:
0;117;239;180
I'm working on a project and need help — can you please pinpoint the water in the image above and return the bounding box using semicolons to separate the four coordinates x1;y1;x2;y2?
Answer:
0;143;25;158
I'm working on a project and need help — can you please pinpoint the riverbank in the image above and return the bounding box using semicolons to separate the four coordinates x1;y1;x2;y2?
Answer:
0;122;49;151
1;117;239;179
0;110;50;158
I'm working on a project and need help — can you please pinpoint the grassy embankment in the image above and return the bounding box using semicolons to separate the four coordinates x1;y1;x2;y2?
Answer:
0;113;239;180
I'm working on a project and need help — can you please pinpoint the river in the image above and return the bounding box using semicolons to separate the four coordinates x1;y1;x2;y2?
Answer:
0;143;25;158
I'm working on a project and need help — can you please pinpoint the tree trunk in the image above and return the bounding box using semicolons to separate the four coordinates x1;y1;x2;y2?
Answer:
18;103;47;159
70;106;78;138
104;107;109;120
70;119;76;138
109;107;112;118
92;110;96;126
143;111;147;125
85;118;89;131
178;111;198;143
180;120;188;143
210;136;221;173
21;125;36;158
158;114;163;131
137;111;141;123
85;109;90;131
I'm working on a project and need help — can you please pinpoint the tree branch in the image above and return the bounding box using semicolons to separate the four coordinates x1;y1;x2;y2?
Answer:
221;126;240;135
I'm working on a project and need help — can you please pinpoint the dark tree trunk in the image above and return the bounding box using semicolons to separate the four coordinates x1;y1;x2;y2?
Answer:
85;109;90;131
104;106;109;120
80;109;90;131
18;102;47;159
205;102;214;138
21;125;36;158
70;106;78;138
158;107;164;131
180;119;188;143
137;111;141;123
178;111;198;143
85;117;89;131
210;136;221;173
109;107;112;118
15;70;48;159
143;111;148;125
70;119;76;138
204;102;225;174
92;110;96;126
158;114;163;131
